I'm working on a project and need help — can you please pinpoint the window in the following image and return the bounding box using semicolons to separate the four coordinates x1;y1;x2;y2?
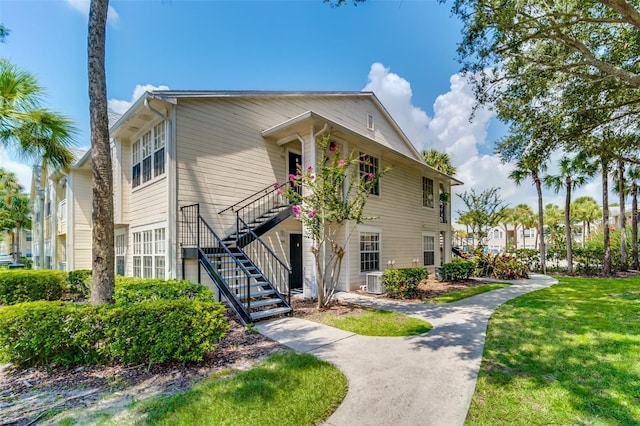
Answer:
367;113;375;131
360;231;380;272
132;121;166;188
153;122;165;177
26;231;32;242
492;229;502;240
423;234;435;266
132;227;166;279
422;177;434;208
132;141;141;188
142;132;152;183
359;153;379;196
523;228;535;238
115;234;126;276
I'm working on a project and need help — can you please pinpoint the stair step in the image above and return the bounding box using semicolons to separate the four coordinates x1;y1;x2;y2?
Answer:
250;306;292;321
242;289;276;299
249;298;283;308
228;282;267;290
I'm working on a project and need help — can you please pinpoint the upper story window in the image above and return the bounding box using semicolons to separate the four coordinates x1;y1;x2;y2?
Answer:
359;153;380;196
366;113;375;131
523;228;535;238
132;121;166;189
422;177;434;208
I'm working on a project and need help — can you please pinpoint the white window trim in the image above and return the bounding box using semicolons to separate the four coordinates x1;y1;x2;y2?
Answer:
131;222;167;279
422;176;435;209
366;113;375;131
358;225;382;275
422;231;436;267
131;120;167;191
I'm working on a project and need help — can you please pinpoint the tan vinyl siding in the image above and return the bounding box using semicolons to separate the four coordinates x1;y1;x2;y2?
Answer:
129;178;168;227
347;149;446;290
71;169;92;270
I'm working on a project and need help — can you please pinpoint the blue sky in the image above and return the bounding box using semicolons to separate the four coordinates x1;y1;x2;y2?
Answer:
0;0;599;213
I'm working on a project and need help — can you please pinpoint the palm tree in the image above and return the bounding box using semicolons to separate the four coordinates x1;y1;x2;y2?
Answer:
627;166;640;270
509;155;548;273
422;149;456;176
514;203;535;248
0;169;30;263
612;159;634;271
0;58;75;169
544;152;597;274
89;0;115;304
571;196;601;247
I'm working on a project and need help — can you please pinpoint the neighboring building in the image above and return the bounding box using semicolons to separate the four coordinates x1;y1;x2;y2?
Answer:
0;228;31;259
35;91;462;322
484;226;538;253
30;150;91;271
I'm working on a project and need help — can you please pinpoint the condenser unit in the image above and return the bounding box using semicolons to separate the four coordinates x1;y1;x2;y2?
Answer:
366;272;385;294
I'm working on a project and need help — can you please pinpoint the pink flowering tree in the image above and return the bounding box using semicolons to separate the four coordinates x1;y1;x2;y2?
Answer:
281;134;385;307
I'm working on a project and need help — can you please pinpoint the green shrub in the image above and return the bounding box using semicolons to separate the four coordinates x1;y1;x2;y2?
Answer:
19;257;33;269
514;248;539;272
68;269;92;296
492;254;528;280
382;267;428;299
439;259;474;281
114;277;214;304
0;270;68;305
473;252;493;277
0;299;228;367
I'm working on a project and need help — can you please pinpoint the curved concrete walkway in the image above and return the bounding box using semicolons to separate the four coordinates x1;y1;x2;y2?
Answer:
256;274;558;426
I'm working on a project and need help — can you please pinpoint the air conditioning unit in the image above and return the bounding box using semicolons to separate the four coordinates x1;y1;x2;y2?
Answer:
366;272;385;294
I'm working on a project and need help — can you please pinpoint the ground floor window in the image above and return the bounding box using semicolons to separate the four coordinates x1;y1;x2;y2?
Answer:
115;233;126;276
360;231;380;272
423;233;435;266
132;227;165;279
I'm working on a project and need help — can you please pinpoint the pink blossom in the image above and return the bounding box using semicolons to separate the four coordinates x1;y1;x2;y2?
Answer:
310;173;316;181
294;214;301;220
308;208;317;219
292;205;301;215
288;174;296;181
368;172;375;180
338;159;348;167
273;182;279;189
307;165;313;172
276;188;284;195
329;140;338;152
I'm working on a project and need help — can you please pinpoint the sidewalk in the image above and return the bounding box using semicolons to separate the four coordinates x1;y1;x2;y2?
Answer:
256;274;557;426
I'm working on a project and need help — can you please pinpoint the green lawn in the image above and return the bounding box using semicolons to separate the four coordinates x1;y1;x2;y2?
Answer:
312;308;432;336
467;276;640;425
427;283;510;304
143;351;347;425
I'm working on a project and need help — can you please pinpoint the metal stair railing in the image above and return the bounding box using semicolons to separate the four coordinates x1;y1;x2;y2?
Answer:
219;181;292;245
238;216;292;304
180;204;254;324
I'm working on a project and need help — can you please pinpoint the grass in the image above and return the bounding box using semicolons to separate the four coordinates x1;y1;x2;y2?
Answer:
427;283;510;304
142;351;347;426
466;276;640;425
311;308;432;336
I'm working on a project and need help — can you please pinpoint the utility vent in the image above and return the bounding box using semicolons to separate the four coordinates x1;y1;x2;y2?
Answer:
367;113;375;131
366;272;385;294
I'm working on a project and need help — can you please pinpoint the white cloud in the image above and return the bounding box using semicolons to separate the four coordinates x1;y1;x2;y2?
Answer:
0;147;33;191
66;0;120;25
361;62;605;217
363;63;431;146
107;84;170;115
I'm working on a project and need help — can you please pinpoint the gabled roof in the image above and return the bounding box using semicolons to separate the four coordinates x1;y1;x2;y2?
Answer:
110;90;462;185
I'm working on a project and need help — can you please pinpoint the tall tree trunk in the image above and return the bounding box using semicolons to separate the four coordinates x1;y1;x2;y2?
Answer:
15;223;21;263
565;178;573;274
602;160;612;276
618;160;627;271
534;172;546;274
89;0;114;304
633;183;638;270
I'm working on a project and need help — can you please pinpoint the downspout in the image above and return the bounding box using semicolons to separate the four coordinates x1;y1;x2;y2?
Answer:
144;99;175;279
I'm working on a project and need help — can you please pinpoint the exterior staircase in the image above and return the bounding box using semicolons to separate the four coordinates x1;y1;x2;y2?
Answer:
180;183;293;324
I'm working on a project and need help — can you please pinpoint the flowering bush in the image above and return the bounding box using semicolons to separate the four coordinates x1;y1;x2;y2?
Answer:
282;134;386;307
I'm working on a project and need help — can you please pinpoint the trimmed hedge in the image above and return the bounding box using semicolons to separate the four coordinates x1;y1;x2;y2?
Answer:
114;277;215;304
382;267;428;299
0;270;68;305
439;259;474;281
68;269;92;296
0;299;228;367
